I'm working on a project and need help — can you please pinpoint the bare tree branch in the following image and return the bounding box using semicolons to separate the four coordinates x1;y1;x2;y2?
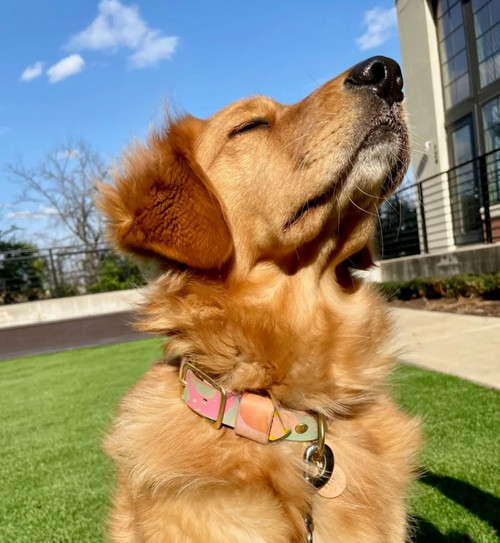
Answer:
0;205;19;243
7;140;108;250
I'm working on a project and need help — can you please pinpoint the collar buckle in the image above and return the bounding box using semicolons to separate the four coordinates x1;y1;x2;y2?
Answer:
179;361;227;430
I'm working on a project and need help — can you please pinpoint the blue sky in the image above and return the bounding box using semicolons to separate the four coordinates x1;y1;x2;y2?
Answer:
0;0;401;244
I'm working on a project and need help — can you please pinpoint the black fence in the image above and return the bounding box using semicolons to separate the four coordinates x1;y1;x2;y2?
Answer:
377;148;500;260
0;244;142;305
2;149;499;303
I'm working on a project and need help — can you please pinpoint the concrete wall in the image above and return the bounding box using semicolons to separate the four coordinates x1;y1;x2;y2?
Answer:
397;0;449;178
0;289;143;329
396;0;455;252
1;250;497;324
378;243;500;281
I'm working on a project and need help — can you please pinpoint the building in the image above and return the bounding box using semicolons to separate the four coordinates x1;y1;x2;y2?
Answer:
377;0;500;280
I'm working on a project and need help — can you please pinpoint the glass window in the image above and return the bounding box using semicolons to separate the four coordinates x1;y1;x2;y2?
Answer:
472;0;488;12
479;56;496;87
476;33;493;62
455;73;470;103
491;2;500;26
437;0;470;108
483;98;497;129
449;119;483;243
454;50;468;77
493;24;500;50
450;3;463;31
482;95;500;203
451;26;466;53
452;124;474;163
475;5;490;35
472;1;500;88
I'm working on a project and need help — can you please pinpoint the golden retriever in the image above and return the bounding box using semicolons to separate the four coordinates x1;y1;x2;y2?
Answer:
98;56;421;542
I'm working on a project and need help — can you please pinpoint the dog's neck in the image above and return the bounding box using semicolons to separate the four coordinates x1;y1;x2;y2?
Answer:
138;260;391;415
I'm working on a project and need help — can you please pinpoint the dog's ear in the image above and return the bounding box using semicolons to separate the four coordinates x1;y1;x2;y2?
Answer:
97;116;233;270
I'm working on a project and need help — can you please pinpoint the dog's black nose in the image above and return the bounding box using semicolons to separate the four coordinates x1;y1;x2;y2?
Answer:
345;56;404;106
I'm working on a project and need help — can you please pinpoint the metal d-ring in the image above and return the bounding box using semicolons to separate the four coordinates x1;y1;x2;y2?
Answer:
316;413;326;458
303;442;334;489
303;414;334;489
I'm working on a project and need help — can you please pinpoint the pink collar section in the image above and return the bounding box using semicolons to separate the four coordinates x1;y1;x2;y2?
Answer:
179;360;319;444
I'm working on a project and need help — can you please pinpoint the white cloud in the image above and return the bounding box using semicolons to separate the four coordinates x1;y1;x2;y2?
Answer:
67;0;146;50
129;32;178;68
356;7;397;51
47;54;85;83
7;205;58;220
20;61;44;82
7;211;40;219
40;205;59;215
66;0;178;68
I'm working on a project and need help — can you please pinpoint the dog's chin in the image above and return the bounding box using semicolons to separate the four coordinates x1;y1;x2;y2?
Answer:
280;124;408;253
346;135;408;198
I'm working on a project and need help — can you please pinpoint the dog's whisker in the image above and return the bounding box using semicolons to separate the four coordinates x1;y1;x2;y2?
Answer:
281;120;330;151
355;187;379;199
348;197;378;217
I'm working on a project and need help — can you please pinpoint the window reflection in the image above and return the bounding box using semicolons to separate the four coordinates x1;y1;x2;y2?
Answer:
472;0;500;88
483;96;500;203
449;121;483;243
437;1;470;108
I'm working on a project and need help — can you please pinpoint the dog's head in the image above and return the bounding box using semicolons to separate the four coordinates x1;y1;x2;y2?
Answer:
98;56;409;281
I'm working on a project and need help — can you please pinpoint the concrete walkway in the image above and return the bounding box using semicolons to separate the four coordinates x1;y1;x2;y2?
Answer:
389;307;500;390
2;287;498;389
0;312;150;361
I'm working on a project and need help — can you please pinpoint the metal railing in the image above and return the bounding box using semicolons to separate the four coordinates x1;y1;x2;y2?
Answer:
377;148;500;260
2;148;499;303
0;244;141;305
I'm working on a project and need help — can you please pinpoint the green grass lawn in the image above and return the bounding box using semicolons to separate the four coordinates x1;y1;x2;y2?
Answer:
0;341;498;542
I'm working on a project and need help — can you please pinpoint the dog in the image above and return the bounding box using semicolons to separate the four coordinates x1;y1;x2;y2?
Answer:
97;56;421;542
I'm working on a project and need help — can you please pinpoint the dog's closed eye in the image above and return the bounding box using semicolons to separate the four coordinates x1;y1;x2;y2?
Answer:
228;118;270;138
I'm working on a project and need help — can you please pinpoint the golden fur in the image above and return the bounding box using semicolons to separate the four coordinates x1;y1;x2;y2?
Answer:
97;62;421;542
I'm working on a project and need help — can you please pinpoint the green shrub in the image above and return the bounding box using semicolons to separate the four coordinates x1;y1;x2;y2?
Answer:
88;253;144;294
376;272;500;301
0;241;47;304
55;284;79;298
481;273;500;299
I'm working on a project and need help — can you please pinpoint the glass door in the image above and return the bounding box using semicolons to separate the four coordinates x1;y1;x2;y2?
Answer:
449;117;483;245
